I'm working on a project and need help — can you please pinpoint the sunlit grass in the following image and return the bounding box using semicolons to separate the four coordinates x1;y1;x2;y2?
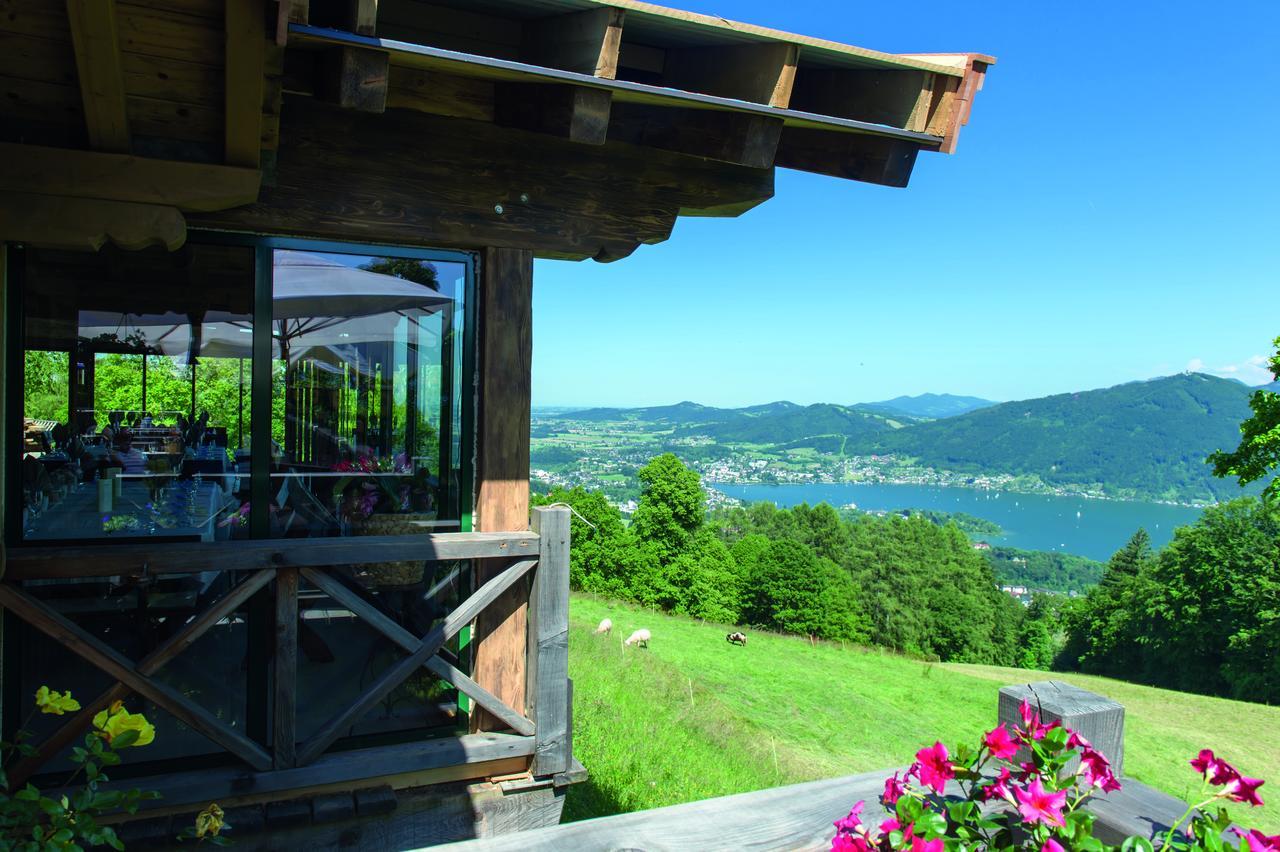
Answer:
566;594;1280;833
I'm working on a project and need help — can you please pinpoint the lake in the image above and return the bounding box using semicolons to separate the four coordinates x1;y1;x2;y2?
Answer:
712;482;1204;561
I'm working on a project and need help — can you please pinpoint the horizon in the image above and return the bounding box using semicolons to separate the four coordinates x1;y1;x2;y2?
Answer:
533;370;1276;412
530;0;1279;409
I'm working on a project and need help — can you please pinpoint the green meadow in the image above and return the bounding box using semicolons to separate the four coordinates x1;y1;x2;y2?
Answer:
564;595;1280;834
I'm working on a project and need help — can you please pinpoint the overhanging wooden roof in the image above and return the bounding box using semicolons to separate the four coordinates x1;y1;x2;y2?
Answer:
0;0;994;261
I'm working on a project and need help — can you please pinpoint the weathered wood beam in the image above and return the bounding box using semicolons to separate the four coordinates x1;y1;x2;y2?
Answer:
65;0;130;152
528;507;571;776
473;247;534;734
0;143;261;212
190;98;767;261
321;46;389;112
0;191;185;251
663;41;799;108
790;67;935;132
274;567;299;769
609;103;783;169
522;7;625;79
774;128;919;188
350;0;378;35
387;66;495;122
225;0;267;167
4;532;540;579
495;84;611;145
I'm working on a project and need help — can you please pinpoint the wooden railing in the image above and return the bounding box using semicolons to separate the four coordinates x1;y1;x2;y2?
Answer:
0;506;572;798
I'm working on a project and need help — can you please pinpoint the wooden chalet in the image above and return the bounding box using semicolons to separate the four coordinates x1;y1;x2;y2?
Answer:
0;0;992;847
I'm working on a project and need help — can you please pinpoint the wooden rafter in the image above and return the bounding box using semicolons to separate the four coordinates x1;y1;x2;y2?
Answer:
0;571;278;781
664;41;800;108
522;7;626;79
225;0;267;168
65;0;130;152
0;192;186;252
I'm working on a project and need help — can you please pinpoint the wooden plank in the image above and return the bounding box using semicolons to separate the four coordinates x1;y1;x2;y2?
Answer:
273;567;299;768
495;83;611;145
297;559;538;765
65;0;131;152
321;45;388;112
299;567;535;736
350;0;377;35
0;191;185;252
116;2;223;66
0;143;260;212
608;103;784;169
0;582;273;770
663;41;800;108
6;569;276;787
473;247;533;734
528;507;570;776
225;0;267;167
774;128;919;188
522;7;625;79
4;530;540;579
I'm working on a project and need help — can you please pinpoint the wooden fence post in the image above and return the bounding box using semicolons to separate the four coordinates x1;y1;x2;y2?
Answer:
998;680;1125;776
528;506;571;776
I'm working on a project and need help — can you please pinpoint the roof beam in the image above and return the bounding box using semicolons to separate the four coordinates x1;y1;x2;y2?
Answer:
225;0;267;167
65;0;130;152
522;7;626;79
321;46;389;113
774;128;918;188
663;41;799;108
349;0;378;36
608;103;783;169
790;68;939;133
0;191;185;252
495;84;611;145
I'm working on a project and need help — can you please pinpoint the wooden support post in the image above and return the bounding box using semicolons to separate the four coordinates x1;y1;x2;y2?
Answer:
998;680;1125;776
522;7;625;78
65;0;131;153
321;46;389;113
274;567;299;769
225;0;267;168
472;247;533;734
528;506;570;776
349;0;378;35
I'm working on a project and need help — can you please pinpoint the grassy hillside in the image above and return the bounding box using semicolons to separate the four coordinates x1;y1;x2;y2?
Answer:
566;595;1280;833
678;403;900;445
856;373;1261;503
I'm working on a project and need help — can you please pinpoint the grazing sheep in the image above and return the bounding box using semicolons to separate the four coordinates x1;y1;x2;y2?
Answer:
594;618;613;636
726;631;747;647
623;628;651;648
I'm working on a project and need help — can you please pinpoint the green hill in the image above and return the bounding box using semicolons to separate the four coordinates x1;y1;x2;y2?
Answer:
676;402;900;445
566;595;1280;833
854;373;1263;503
858;392;997;420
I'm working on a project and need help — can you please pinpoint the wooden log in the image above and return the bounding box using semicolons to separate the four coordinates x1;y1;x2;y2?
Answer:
495;84;612;146
527;507;570;776
188;96;770;262
66;0;131;152
521;7;625;79
472;247;533;734
609;103;783;169
774;129;918;188
0;583;273;770
0;191;185;252
3;531;540;580
273;567;299;768
321;46;389;113
663;41;799;108
0;143;261;211
297;559;538;765
998;680;1125;776
225;0;267;167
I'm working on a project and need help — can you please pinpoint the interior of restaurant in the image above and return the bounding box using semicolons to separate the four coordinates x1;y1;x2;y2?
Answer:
8;239;478;773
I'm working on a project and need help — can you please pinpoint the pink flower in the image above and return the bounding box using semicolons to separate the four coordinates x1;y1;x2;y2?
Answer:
1191;748;1217;775
1223;774;1266;807
981;767;1015;802
912;742;954;795
1042;840;1066;852
911;838;943;852
1079;747;1122;793
1015;777;1069;828
984;724;1019;760
1067;730;1092;750
830;834;870;852
833;801;864;833
880;817;901;834
1016;699;1058;741
1243;829;1280;851
882;772;907;806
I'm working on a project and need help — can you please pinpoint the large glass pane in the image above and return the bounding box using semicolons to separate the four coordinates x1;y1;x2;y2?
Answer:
268;250;467;538
18;245;254;543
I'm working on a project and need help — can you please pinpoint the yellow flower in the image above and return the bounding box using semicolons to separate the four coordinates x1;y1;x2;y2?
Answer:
34;686;81;716
92;704;155;747
195;803;226;838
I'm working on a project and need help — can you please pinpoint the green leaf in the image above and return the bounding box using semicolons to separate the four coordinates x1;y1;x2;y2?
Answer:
110;730;139;750
1121;836;1154;852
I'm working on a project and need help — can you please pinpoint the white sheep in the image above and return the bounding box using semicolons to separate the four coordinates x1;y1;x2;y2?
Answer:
623;628;651;648
594;618;613;636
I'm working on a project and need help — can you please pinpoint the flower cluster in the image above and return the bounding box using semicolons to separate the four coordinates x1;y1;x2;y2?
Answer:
832;699;1270;851
93;699;156;747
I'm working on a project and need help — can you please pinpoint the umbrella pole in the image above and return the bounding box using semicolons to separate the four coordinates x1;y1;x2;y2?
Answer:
238;358;245;449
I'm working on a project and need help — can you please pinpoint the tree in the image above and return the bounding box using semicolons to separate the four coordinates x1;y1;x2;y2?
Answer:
1099;528;1151;590
631;453;705;560
360;258;440;289
1209;335;1280;500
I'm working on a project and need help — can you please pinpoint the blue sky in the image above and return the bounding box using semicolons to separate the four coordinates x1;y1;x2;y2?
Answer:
531;0;1280;408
